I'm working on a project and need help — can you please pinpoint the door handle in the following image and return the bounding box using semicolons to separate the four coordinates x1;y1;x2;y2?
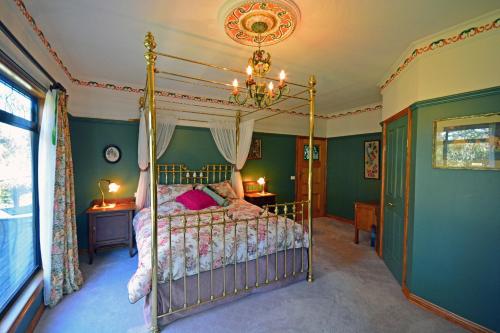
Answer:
386;202;395;207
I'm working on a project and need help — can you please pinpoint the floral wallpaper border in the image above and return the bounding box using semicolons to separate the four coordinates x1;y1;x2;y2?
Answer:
380;18;500;91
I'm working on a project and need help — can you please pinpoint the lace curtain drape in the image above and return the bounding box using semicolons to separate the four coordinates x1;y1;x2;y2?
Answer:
38;90;83;307
135;110;177;210
209;119;254;198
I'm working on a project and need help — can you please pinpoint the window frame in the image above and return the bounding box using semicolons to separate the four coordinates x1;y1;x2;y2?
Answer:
0;71;41;317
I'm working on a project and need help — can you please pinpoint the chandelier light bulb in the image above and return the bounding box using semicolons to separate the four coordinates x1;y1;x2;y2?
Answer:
232;79;239;95
268;81;274;91
246;65;253;77
279;70;286;81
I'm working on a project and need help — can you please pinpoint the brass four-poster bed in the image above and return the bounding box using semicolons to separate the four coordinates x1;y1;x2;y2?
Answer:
135;32;317;332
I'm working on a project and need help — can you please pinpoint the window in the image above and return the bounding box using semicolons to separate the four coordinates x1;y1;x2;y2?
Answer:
0;74;39;315
434;113;500;170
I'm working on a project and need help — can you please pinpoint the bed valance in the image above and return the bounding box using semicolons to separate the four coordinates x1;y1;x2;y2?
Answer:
209;118;254;198
136;109;177;210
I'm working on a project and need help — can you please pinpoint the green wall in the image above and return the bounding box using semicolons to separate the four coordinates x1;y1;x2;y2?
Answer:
70;116;139;249
241;132;296;203
327;133;382;220
70;118;297;248
157;126;226;167
408;87;500;331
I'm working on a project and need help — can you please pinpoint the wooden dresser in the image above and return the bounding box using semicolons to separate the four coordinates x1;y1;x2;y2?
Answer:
354;201;380;246
86;198;136;264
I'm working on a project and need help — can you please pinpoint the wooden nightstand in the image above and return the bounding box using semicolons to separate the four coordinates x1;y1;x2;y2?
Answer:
86;199;136;264
354;201;380;246
244;192;277;208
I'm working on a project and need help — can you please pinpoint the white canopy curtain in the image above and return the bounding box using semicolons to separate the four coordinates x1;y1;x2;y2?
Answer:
209;119;254;198
135;109;177;210
38;89;57;304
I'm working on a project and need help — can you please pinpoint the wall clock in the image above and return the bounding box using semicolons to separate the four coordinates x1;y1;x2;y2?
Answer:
103;145;121;164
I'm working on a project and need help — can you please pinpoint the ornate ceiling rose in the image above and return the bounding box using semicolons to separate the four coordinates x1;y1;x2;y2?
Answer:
223;0;301;47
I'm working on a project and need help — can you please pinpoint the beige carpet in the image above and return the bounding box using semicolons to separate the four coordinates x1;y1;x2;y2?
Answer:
35;217;464;333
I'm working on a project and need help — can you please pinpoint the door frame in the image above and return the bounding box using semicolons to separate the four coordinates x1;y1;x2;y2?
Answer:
294;136;328;217
378;107;412;292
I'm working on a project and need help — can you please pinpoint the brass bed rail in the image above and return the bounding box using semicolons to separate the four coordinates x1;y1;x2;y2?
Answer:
156;200;309;318
158;163;233;185
144;32;316;332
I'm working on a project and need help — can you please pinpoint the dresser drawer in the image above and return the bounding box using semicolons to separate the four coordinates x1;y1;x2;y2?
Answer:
94;212;130;245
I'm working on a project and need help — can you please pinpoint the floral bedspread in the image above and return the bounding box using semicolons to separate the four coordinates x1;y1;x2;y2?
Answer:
127;199;309;303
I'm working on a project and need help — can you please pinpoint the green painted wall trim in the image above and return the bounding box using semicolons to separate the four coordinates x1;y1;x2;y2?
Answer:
327;132;382;220
408;88;500;331
70;117;297;248
409;85;500;111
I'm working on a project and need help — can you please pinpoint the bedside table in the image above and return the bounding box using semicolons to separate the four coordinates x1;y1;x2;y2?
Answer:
244;192;277;208
86;199;136;264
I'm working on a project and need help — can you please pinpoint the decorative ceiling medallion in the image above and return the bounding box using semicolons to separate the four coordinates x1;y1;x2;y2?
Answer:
224;0;301;47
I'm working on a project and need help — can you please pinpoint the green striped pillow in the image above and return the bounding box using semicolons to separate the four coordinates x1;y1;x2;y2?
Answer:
200;186;230;207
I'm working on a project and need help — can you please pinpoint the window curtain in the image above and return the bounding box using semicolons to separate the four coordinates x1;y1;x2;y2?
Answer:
209;119;254;198
38;90;83;307
135;110;176;210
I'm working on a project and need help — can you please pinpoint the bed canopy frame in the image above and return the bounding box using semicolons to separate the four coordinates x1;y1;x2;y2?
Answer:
143;31;316;332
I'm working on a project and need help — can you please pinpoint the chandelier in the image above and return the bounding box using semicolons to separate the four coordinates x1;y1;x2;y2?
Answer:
229;29;289;108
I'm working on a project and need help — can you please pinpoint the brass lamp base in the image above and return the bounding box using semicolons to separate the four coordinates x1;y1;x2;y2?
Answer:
93;202;116;209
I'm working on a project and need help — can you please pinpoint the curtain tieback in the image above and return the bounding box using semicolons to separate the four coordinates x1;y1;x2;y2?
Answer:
139;166;150;172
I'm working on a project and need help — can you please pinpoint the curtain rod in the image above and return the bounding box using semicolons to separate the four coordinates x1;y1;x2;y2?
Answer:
0;20;66;92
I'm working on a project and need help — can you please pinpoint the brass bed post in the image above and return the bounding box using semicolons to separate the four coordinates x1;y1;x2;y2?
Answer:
145;32;159;333
307;75;316;283
235;110;241;190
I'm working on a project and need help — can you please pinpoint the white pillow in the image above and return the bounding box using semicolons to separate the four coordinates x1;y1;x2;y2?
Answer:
206;181;237;199
157;184;193;205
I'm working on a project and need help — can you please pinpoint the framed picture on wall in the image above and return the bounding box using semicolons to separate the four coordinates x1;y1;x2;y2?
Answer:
433;113;500;170
247;138;262;160
103;144;121;164
364;140;380;179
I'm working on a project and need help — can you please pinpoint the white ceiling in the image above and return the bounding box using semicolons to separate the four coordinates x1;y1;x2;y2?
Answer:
15;0;500;114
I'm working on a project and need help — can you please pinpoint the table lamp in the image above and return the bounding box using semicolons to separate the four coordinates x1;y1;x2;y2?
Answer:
257;177;266;194
96;179;120;208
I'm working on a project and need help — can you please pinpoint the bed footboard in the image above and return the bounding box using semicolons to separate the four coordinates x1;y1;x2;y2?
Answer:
151;201;310;328
145;248;308;326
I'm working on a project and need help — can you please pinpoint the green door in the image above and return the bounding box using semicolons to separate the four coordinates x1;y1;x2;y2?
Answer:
383;115;407;283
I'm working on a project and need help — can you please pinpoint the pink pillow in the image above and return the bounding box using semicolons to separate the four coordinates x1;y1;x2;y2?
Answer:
175;190;218;210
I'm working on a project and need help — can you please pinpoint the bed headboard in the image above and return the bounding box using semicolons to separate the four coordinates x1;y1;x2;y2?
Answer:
157;163;233;185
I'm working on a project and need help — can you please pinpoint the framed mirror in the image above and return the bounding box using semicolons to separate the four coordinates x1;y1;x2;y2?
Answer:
433;113;499;170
